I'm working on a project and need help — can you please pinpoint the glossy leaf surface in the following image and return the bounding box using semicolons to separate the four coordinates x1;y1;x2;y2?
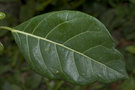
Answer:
11;10;127;85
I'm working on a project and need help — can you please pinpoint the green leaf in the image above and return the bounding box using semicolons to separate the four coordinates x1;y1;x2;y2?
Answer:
126;46;135;54
8;10;127;85
0;12;6;20
121;76;135;90
0;42;4;52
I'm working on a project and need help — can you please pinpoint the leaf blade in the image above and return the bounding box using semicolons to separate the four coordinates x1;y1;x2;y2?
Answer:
12;10;128;85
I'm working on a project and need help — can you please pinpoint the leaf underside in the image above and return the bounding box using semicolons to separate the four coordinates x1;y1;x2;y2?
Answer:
12;10;128;85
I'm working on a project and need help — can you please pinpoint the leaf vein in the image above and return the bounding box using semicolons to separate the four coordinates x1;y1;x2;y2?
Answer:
63;30;100;44
55;45;70;80
45;19;74;38
26;35;34;68
31;12;56;34
73;52;88;81
15;32;22;46
13;30;123;76
63;31;90;44
83;45;103;53
23;19;33;31
38;39;54;77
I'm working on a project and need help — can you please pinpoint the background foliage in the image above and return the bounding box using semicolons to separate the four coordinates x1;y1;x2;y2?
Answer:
0;0;135;90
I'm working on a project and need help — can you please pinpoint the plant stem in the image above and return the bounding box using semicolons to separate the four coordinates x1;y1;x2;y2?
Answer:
0;26;14;32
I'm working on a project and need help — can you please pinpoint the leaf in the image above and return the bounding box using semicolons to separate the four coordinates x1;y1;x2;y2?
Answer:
9;10;127;85
121;76;135;90
126;46;135;54
0;42;4;52
0;12;6;20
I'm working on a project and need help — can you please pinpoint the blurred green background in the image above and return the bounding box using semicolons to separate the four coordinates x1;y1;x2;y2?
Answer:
0;0;135;90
